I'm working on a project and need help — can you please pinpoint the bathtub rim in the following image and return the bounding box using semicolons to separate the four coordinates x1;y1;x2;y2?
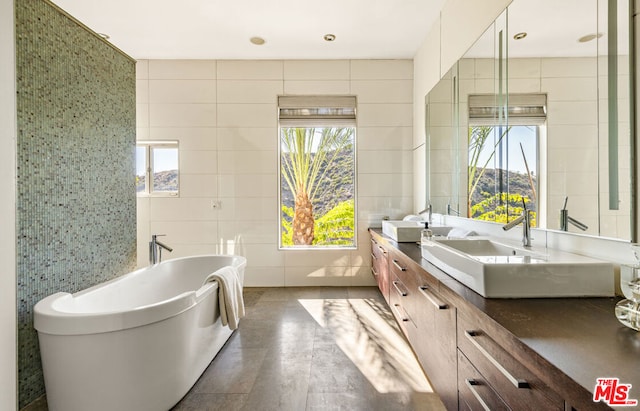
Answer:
34;254;246;336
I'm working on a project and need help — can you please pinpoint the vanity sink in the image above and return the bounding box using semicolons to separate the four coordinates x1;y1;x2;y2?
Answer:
382;220;452;242
421;237;614;298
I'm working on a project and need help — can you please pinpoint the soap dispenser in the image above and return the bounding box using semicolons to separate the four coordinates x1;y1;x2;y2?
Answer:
420;222;433;245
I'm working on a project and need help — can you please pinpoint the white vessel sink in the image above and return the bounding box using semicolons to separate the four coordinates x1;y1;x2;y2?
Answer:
382;220;452;242
421;237;614;298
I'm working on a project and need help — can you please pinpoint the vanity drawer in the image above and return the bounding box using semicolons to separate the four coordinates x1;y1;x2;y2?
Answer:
388;252;417;335
458;349;510;411
370;235;390;303
457;312;563;411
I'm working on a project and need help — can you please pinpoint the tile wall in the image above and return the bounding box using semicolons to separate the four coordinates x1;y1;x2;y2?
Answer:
421;55;631;240
136;59;414;286
15;0;137;407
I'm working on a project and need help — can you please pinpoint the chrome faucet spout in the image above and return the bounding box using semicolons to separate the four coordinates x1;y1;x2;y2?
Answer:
417;203;434;225
447;203;460;216
149;234;173;265
559;197;588;232
502;214;525;231
502;200;532;247
155;240;173;252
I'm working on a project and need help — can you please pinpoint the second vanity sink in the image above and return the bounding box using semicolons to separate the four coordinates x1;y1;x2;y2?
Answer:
382;220;452;242
421;237;614;298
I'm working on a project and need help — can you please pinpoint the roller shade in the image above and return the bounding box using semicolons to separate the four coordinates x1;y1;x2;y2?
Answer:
468;93;547;126
278;95;357;126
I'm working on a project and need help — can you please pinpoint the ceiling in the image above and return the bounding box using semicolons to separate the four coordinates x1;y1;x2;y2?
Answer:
464;0;630;59
51;0;446;60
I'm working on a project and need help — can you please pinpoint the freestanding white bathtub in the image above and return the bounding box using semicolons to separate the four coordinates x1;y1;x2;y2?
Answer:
34;254;246;411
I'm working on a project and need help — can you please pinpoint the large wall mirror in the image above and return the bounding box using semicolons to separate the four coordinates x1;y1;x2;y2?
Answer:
426;0;633;241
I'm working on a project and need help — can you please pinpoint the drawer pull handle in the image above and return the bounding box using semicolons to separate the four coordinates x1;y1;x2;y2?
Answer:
371;238;377;245
464;379;491;411
418;286;448;310
392;303;409;322
370;252;377;261
392;259;406;271
464;330;530;389
378;245;387;255
392;280;408;297
371;266;378;277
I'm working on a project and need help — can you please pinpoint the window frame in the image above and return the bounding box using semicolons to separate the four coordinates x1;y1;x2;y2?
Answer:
277;96;358;250
136;140;180;197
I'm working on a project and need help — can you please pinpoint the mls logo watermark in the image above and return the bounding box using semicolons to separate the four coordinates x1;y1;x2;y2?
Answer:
593;378;638;406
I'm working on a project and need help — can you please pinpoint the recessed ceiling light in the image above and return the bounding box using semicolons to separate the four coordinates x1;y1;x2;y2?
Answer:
97;33;110;40
513;32;527;40
250;37;266;45
578;33;604;43
323;34;336;42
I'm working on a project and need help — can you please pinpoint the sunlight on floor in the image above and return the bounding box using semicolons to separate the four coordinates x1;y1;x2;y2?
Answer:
298;298;435;394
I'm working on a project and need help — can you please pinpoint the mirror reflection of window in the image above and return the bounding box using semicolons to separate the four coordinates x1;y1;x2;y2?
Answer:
467;94;545;226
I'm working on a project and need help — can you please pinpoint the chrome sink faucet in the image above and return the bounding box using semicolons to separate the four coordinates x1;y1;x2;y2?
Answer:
149;234;173;265
417;203;433;225
502;200;532;247
559;196;588;232
447;202;460;216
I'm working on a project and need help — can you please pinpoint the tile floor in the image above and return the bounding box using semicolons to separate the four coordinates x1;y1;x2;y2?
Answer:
23;287;445;411
172;287;445;411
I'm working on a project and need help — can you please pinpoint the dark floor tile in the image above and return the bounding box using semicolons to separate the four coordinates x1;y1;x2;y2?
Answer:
171;393;247;411
258;286;350;302
244;299;324;325
29;286;443;411
306;392;446;411
346;286;385;301
226;318;317;353
193;347;268;394
21;396;48;411
242;288;266;307
241;351;313;411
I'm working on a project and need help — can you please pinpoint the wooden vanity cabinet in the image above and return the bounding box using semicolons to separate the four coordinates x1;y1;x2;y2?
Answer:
456;311;564;411
388;249;418;336
370;236;390;303
369;230;577;411
410;267;458;411
388;246;459;411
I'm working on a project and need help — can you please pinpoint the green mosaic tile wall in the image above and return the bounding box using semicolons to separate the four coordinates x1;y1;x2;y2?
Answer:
15;0;137;407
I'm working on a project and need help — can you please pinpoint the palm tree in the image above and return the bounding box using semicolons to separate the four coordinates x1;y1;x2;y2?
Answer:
467;125;509;217
280;127;354;245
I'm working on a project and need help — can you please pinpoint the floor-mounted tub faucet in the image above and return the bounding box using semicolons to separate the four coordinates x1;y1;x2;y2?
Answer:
502;200;532;247
149;234;173;265
447;203;460;216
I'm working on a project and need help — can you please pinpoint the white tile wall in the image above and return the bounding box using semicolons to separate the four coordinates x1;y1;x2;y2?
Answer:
137;59;413;285
509;56;615;235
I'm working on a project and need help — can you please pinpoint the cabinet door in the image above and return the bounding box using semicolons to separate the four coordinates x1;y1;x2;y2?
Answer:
409;279;458;411
457;312;563;411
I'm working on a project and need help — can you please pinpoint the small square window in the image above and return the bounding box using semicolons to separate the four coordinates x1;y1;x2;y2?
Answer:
136;141;179;196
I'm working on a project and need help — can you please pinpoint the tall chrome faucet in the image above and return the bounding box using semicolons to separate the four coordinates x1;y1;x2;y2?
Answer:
149;234;173;265
502;200;532;247
559;196;588;232
447;202;460;216
417;203;433;225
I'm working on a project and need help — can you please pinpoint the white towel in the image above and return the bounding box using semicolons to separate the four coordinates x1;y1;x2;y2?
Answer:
203;266;245;330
